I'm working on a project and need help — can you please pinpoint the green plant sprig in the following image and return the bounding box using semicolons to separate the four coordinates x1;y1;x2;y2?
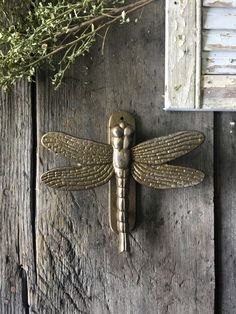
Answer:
0;0;153;90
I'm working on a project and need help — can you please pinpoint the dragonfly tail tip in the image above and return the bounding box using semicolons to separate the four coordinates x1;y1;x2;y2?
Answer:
118;232;130;253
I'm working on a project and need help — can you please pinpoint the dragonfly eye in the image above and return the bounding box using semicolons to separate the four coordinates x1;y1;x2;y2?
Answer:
124;125;134;136
112;125;124;137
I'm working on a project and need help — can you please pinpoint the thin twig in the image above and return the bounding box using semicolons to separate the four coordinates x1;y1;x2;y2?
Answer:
23;0;154;70
42;0;154;43
101;25;110;56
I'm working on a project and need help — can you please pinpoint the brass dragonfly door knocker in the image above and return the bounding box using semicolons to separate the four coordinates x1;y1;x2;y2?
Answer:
41;111;205;253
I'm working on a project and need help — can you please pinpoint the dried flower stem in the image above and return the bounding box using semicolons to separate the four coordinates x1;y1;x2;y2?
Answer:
29;0;154;67
0;0;154;89
43;0;153;43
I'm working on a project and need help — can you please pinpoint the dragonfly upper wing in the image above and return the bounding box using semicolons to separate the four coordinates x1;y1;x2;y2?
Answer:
132;163;204;189
132;131;204;165
41;132;113;165
41;164;114;190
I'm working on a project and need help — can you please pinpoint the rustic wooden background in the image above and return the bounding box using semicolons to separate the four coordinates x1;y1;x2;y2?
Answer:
1;1;235;313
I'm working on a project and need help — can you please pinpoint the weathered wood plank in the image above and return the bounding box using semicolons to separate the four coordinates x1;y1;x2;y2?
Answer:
165;0;201;109
203;0;236;7
0;81;36;313
215;112;236;313
202;98;236;109
202;51;236;74
203;30;236;51
203;7;236;29
35;2;214;313
202;75;236;108
203;74;236;88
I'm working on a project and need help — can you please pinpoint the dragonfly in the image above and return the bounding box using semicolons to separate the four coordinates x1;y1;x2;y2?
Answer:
41;112;205;253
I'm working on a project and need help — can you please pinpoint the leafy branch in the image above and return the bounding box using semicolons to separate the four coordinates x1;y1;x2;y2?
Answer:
0;0;153;89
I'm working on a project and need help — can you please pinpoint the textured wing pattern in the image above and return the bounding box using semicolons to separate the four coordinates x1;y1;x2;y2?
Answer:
41;132;113;165
132;163;204;189
132;131;204;165
41;164;114;190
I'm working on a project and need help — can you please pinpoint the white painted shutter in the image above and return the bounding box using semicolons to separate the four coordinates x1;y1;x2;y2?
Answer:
165;0;236;111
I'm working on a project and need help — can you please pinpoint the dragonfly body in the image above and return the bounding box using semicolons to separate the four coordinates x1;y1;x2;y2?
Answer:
111;122;134;252
41;112;205;253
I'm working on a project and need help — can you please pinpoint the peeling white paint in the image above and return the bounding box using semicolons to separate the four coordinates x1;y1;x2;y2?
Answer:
165;0;236;110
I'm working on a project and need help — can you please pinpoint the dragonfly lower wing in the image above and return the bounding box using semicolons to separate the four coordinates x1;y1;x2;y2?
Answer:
131;163;204;189
41;164;114;190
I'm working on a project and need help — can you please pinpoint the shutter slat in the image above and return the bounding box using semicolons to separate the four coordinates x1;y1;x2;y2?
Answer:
203;30;236;51
202;51;236;74
202;75;236;109
203;0;236;7
203;8;236;29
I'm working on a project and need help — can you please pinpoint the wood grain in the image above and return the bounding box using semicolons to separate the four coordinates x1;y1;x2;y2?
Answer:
4;1;236;313
201;5;236;110
202;51;236;74
166;0;236;110
165;0;201;109
0;81;36;313
203;0;236;7
203;7;236;29
215;112;236;314
203;30;236;52
35;1;215;313
202;75;236;109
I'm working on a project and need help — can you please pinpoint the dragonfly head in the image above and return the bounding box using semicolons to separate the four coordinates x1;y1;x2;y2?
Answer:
111;122;134;151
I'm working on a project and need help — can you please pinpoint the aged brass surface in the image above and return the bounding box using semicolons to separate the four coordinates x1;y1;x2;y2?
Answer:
108;111;136;252
41;111;205;253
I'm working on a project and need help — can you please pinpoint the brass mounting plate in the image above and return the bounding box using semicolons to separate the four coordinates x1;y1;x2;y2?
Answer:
108;111;136;234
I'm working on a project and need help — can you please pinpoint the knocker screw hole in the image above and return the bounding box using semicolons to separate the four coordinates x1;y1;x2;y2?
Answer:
120;117;124;121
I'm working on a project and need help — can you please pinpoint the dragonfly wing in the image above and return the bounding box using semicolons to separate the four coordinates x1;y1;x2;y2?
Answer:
41;132;113;165
131;163;204;189
41;164;114;190
132;131;204;165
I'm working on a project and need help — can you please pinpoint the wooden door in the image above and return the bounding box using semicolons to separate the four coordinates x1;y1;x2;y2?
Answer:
1;2;225;313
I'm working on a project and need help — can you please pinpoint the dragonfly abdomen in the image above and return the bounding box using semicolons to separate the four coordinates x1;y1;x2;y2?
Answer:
116;170;129;252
